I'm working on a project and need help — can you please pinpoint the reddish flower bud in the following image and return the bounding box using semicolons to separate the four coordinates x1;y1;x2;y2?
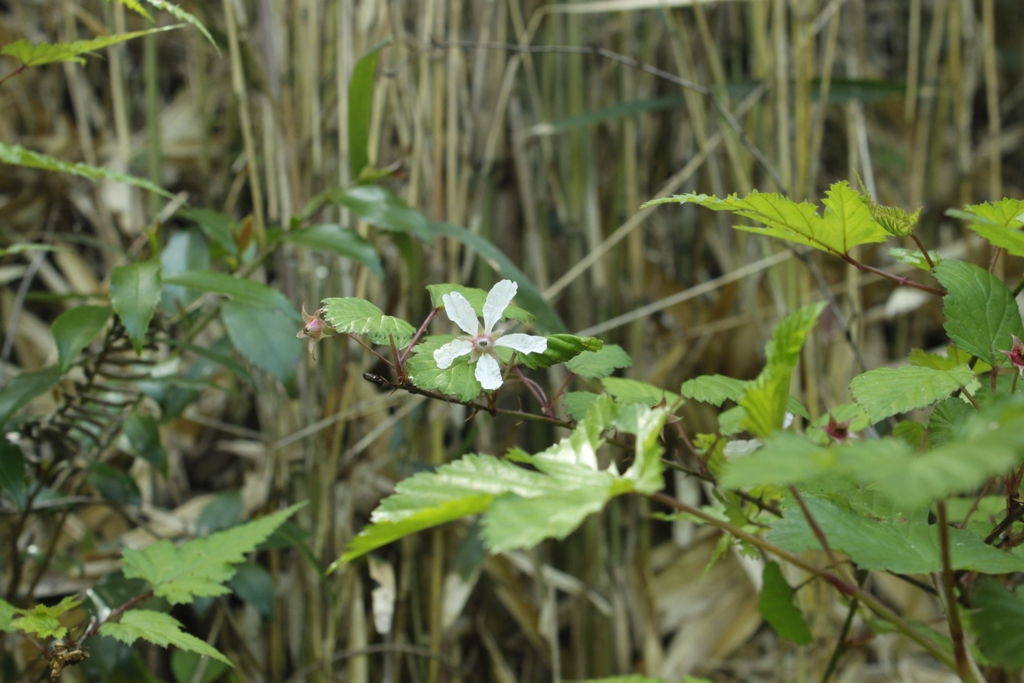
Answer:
999;334;1024;378
297;305;337;359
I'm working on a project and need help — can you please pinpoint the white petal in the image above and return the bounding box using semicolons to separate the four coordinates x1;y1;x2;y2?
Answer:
433;339;474;369
441;292;480;336
475;353;503;390
494;333;547;356
483;280;517;333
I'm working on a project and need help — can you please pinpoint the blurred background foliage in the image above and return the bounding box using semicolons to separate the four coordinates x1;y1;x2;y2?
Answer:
1;0;1023;681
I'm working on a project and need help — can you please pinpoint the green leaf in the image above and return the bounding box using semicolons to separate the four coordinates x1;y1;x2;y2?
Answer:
805;403;871;445
720;432;835;489
142;0;216;48
406;336;482;402
769;496;1024;575
114;0;154;21
10;596;81;640
889;247;940;271
934;259;1024;367
0;439;27;510
892;419;928;449
680;375;749;406
158;336;254;387
909;345;973;371
519;335;602;370
161;229;211;309
643;182;889;255
320;297;415;346
0;598;15;632
0;141;172;198
970;579;1024;667
850;364;974;423
101;610;230;665
162;270;299;321
120;412;168;476
110;260;162;354
565;344;632;379
563;392;598;420
869;204;921;238
229;563;274;617
88;462;141;506
760;561;812;645
929;398;973;449
0;365;62;427
51;305;112;372
348;43;386;179
220;302;302;384
281;224;383;278
947;199;1024;257
328;185;432;241
602;377;680;407
426;284;534;323
429;221;568;334
121;503;303;605
1;25;181;66
718;405;746;436
179;208;237;257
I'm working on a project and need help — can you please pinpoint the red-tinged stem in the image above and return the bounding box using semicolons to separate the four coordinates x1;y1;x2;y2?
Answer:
388;334;402;381
790;486;853;584
346;333;394;369
960;386;981;411
910;234;937;270
78;590;155;643
936;502;983;683
838;252;945;296
400;308;440;364
550;372;574;406
514;366;551;416
0;63;27;88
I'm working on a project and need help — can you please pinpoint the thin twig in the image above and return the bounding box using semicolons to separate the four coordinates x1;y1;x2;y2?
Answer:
0;63;27;88
910;234;937;270
837;252;945;296
400;307;440;364
661;459;782;517
936;501;981;682
820;570;867;683
790;486;854;584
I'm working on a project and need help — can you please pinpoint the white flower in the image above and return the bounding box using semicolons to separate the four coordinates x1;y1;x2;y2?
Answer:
433;280;547;391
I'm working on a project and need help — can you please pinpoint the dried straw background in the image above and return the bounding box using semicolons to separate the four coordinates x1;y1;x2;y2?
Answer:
1;0;1023;681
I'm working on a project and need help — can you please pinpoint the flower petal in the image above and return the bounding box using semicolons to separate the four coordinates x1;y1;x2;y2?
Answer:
475;352;503;390
494;333;547;356
483;280;517;333
433;339;474;369
441;292;480;336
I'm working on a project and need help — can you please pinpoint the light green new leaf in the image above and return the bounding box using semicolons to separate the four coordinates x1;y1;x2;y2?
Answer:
426;283;534;323
889;247;940;271
760;562;812;644
850;364;975;423
948;199;1024;257
566;344;632;379
282;224;383;278
681;375;750;406
10;596;81;640
51;305;112;372
819;181;891;251
114;0;154;21
328;185;432;241
0;365;62;427
519;335;601;370
349;43;386;179
0;142;172;197
770;496;1024;575
934;259;1024;366
0;598;15;632
909;345;973;371
142;0;216;47
121;503;303;605
321;297;415;346
1;25;181;66
406;336;483;402
602;377;680;407
110;260;162;354
221;302;302;384
102;610;230;665
162;270;299;320
970;580;1024;667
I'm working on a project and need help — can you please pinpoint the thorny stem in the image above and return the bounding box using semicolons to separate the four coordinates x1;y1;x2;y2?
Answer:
400;308;440;364
837;252;945;296
650;491;958;671
790;486;854;584
910;234;937;270
936;502;983;683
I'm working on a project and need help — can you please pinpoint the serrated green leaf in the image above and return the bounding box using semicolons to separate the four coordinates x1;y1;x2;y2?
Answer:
320;297;415;346
405;335;483;402
162;270;298;321
0;142;173;198
101;610;230;665
0;365;62;427
349;43;386;179
934;259;1024;367
121;503;303;605
51;305;112;372
720;432;834;489
0;439;27;510
110;260;162;354
909;345;973;371
889;247;940;271
850;364;974;423
220;302;302;384
563;392;598;420
565;344;632;379
426;284;534;323
719;405;746;436
429;222;567;334
929;397;973;448
1;25;181;66
120;413;168;476
970;579;1024;667
769;496;1024;575
892;419;928;449
947;199;1024;257
519;335;601;370
281;224;383;278
644;182;889;254
327;185;432;241
760;561;812;645
10;596;81;640
680;375;749;406
142;0;216;47
602;377;680;407
870;204;921;237
115;0;154;21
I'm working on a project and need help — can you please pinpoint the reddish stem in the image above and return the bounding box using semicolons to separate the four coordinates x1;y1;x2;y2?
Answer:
838;252;945;296
910;234;937;270
400;307;440;364
550;372;574;406
0;63;27;88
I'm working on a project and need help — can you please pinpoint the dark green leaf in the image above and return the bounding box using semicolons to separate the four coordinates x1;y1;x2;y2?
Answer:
161;229;211;310
162;270;299;321
566;344;632;379
760;561;812;644
519;335;601;370
971;579;1024;667
51;305;112;372
197;491;242;536
929;398;973;449
229;563;274;617
221;302;302;384
120;413;168;476
158;336;255;386
179;208;236;257
170;649;230;683
87;462;141;506
0;439;27;510
110;260;162;354
282;224;383;277
0;365;62;427
328;185;432;241
348;42;387;179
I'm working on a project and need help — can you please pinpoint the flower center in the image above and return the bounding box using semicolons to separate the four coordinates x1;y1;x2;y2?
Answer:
472;334;494;352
